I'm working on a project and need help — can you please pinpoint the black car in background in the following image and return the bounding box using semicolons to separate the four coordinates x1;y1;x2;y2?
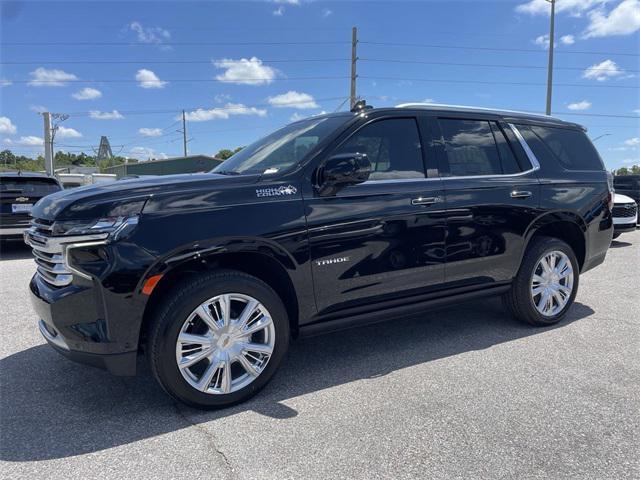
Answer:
0;172;61;239
24;103;614;409
614;175;640;225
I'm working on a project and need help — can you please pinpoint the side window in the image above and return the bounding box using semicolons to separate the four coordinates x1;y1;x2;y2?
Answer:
334;118;425;181
518;124;604;171
439;119;506;177
490;122;521;174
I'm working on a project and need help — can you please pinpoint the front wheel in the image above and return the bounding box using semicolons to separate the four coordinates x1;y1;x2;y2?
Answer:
504;236;579;326
147;270;289;409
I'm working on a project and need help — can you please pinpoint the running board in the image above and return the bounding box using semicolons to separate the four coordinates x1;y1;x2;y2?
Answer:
298;283;511;338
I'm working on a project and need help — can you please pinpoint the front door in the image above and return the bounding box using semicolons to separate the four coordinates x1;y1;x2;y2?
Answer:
303;116;447;315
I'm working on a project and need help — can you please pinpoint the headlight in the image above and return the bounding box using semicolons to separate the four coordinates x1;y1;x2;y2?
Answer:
52;215;139;239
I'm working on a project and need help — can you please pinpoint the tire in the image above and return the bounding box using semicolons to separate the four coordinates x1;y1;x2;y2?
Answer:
504;236;579;326
146;270;289;409
612;232;621;239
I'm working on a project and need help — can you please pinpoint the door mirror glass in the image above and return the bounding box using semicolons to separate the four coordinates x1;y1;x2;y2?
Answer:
317;153;371;195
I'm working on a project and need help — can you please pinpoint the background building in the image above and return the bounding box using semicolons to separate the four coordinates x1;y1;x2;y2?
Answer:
105;155;223;178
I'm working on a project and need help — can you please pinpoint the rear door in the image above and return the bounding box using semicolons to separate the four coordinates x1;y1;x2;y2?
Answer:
303;115;446;315
430;116;541;287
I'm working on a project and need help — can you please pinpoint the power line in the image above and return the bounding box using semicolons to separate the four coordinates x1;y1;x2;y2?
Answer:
359;58;640;74
360;41;640;57
0;58;351;65
361;76;639;89
64;96;349;117
11;75;350;85
2;40;350;46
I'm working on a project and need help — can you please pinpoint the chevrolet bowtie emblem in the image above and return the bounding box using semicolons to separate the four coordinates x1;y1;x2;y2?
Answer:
16;197;30;202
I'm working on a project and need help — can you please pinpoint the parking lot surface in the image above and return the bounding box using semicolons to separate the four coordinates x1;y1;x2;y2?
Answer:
1;231;639;480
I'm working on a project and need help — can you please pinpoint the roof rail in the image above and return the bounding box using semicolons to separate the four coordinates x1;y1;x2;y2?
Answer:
395;102;559;121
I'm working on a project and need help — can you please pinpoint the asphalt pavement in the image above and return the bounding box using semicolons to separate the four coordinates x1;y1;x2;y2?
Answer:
1;231;639;479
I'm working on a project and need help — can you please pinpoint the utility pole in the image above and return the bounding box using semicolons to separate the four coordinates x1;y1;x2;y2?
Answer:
545;0;555;116
182;109;188;157
350;26;358;109
43;112;53;176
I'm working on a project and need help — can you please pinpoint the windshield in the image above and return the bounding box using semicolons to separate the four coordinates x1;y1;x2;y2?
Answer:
212;115;350;175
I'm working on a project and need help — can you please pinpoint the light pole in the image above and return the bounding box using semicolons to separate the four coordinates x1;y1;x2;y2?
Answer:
545;0;556;116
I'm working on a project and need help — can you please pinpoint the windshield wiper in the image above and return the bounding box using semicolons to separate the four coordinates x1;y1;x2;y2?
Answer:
214;170;242;176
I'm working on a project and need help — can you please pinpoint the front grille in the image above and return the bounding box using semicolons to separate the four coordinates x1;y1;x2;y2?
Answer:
25;218;73;287
612;203;638;218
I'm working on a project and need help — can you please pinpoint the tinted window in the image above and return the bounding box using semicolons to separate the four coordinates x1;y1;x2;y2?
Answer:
520;125;604;171
614;177;640;189
490;123;521;174
334;118;424;180
439;119;522;176
0;177;60;196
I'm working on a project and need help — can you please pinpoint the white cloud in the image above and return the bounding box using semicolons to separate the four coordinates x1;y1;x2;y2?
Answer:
71;87;102;100
624;137;640;146
423;98;436;103
534;34;551;48
55;126;82;138
136;69;167;89
560;34;575;44
89;110;125;120
129;21;171;47
0;78;11;87
214;93;232;103
584;0;640;38
268;91;319;109
273;0;299;4
633;109;640;114
0;117;17;135
516;0;602;16
213;57;277;85
290;112;306;122
182;103;267;122
322;8;333;17
29;105;47;113
128;146;157;160
273;6;285;16
583;59;625;81
567;100;592;110
138;127;163;137
3;136;43;147
28;67;78;87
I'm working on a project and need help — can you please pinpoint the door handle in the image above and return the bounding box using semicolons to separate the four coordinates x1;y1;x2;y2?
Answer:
510;190;532;199
411;196;441;206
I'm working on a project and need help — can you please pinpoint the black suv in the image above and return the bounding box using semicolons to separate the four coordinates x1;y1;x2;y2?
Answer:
25;104;613;408
1;172;61;239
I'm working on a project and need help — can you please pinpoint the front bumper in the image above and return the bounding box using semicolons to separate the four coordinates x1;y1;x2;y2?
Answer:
29;272;140;376
613;222;637;234
0;218;31;238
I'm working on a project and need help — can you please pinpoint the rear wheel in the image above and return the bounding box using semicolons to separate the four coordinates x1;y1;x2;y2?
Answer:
147;270;289;409
504;236;579;326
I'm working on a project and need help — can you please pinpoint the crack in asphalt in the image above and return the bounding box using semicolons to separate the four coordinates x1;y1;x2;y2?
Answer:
172;402;237;479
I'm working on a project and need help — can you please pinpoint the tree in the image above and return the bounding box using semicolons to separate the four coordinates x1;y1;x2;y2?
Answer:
214;146;244;160
615;167;630;176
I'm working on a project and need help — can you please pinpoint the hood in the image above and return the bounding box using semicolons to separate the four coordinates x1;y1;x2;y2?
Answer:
614;193;636;205
32;173;260;221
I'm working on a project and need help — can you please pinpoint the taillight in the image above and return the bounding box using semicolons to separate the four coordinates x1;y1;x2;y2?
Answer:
607;191;614;211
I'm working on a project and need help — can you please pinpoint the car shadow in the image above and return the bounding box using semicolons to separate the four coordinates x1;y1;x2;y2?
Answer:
609;239;633;248
0;298;594;462
0;240;32;260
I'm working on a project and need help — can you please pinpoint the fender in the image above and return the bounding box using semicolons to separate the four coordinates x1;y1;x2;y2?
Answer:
517;210;588;268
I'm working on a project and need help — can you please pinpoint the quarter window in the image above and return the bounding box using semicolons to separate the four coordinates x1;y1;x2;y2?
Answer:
439;119;522;177
333;118;425;181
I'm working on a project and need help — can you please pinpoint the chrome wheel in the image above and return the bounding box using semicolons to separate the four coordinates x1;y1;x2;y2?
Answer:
530;250;574;317
175;293;275;395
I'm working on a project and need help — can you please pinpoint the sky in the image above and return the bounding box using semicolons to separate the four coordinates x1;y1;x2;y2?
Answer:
0;0;638;169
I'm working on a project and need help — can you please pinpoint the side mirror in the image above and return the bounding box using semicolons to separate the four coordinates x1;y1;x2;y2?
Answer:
316;153;371;196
